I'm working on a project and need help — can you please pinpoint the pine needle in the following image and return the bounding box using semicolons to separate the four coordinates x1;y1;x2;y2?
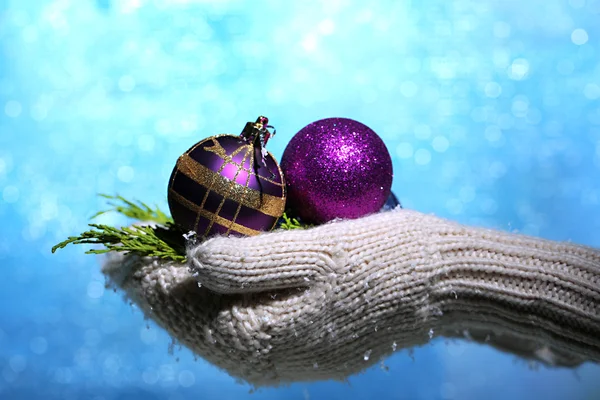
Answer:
52;223;186;262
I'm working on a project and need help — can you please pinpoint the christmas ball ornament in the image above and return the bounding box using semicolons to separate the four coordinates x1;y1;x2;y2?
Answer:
168;116;286;239
382;191;402;211
281;117;393;224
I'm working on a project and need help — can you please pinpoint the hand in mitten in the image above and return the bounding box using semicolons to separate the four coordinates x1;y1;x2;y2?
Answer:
103;209;600;386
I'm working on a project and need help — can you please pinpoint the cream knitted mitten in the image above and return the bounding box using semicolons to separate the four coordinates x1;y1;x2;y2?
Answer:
103;209;600;386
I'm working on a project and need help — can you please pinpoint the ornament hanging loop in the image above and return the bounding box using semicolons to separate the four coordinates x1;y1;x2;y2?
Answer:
240;116;276;148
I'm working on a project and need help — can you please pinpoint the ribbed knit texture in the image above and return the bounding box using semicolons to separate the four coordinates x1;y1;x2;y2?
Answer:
103;209;600;386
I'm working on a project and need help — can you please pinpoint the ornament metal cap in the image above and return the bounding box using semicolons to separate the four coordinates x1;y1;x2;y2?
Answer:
240;116;276;148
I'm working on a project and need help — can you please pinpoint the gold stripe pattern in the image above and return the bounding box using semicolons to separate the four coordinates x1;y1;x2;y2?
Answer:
205;145;248;235
225;144;254;235
193;136;284;187
195;147;229;237
176;153;285;217
169;189;261;237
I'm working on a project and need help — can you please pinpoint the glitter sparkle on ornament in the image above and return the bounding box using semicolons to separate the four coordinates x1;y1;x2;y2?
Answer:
281;117;393;224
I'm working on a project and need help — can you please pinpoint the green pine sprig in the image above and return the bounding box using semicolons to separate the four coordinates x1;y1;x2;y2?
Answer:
52;194;310;263
52;223;187;262
279;212;308;230
52;194;187;262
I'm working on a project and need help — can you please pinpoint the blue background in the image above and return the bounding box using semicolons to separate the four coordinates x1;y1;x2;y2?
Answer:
1;0;600;399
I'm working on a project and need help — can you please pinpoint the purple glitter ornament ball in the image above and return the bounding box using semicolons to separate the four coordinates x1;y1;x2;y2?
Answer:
281;117;393;224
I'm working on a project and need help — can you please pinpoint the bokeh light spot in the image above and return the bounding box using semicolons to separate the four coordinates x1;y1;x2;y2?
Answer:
117;166;135;183
4;101;22;118
571;28;589;45
414;149;431;165
395;143;414;159
432;136;450;152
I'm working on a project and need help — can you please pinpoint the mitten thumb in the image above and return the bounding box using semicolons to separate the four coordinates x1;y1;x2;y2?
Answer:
188;226;342;294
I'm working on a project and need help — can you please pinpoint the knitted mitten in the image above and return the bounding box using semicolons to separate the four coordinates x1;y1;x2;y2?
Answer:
103;208;600;386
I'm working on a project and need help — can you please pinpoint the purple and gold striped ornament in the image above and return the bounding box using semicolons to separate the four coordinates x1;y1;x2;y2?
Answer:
167;116;286;239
